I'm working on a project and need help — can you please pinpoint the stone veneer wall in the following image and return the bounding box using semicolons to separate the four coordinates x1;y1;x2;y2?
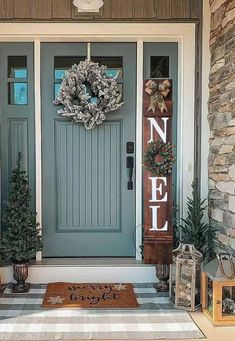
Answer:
208;0;235;254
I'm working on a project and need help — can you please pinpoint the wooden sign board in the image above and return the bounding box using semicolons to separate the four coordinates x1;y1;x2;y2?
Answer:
143;79;173;265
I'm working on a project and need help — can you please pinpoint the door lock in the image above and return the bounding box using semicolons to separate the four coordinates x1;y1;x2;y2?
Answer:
126;142;134;154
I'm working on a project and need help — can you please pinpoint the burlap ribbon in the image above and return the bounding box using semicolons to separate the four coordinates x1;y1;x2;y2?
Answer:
145;79;171;114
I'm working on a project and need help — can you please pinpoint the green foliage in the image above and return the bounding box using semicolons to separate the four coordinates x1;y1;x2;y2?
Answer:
1;152;42;264
173;203;180;249
143;140;175;176
180;182;217;262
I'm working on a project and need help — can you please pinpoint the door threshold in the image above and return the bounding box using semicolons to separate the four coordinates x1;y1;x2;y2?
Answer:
2;258;156;284
30;257;149;267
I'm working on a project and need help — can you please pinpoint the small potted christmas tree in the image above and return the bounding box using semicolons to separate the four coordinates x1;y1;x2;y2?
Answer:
1;152;42;293
180;181;217;262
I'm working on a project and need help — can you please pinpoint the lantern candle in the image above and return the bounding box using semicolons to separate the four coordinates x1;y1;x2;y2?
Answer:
169;243;203;311
201;253;235;325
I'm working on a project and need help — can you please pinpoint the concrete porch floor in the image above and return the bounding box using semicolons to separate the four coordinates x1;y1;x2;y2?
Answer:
172;311;235;341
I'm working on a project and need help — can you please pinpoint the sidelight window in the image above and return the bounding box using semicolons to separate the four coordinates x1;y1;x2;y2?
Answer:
8;56;28;105
150;56;169;78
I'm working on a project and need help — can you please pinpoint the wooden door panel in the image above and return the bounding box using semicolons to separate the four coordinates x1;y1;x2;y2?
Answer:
41;43;136;257
55;120;121;231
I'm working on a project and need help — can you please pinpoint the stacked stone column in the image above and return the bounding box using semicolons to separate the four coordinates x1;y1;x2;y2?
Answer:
208;0;235;252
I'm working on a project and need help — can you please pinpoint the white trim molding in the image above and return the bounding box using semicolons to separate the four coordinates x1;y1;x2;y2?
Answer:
136;40;144;260
177;29;196;220
0;23;196;261
34;40;42;262
201;0;210;204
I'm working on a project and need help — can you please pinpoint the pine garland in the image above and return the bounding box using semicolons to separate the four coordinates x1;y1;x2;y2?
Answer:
0;153;42;264
143;140;175;176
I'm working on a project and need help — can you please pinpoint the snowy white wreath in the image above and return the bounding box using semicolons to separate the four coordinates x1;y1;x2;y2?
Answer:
53;60;123;130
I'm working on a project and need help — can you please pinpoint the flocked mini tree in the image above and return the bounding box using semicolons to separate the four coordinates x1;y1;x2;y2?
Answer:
1;152;42;264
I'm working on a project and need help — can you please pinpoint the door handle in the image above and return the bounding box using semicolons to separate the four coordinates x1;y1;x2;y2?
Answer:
126;156;134;190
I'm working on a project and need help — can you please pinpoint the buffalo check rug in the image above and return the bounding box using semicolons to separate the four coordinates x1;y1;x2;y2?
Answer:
0;283;205;340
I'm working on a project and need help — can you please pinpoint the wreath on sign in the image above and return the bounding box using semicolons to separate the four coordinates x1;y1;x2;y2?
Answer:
143;140;175;176
53;60;123;130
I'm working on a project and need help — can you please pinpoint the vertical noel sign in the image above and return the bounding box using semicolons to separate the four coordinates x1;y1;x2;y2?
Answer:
143;79;173;265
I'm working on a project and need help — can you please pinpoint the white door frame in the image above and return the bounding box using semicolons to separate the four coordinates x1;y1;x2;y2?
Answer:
0;23;196;261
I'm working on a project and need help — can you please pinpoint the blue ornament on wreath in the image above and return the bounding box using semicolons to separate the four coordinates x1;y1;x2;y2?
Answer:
53;60;123;130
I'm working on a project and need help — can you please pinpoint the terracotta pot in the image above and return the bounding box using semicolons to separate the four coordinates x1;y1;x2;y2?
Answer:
12;263;30;293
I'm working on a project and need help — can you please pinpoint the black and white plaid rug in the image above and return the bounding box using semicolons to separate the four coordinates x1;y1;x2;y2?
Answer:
0;283;204;340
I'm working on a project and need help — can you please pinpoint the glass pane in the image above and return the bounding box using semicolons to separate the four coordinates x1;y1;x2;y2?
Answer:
170;264;176;303
195;265;201;307
54;57;123;100
54;83;61;98
55;69;66;79
178;263;192;308
8;56;27;78
8;82;28;105
92;57;123;68
105;69;123;80
92;57;123;80
206;277;213;317
222;286;235;317
54;56;85;79
90;96;98;104
55;83;123;102
150;56;169;78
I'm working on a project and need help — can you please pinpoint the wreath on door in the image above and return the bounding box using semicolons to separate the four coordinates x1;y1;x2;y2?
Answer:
53;60;123;130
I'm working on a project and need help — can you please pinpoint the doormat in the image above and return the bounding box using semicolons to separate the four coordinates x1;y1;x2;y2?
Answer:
42;282;139;308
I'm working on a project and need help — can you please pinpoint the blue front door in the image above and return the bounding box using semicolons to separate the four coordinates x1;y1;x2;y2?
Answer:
41;43;136;257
